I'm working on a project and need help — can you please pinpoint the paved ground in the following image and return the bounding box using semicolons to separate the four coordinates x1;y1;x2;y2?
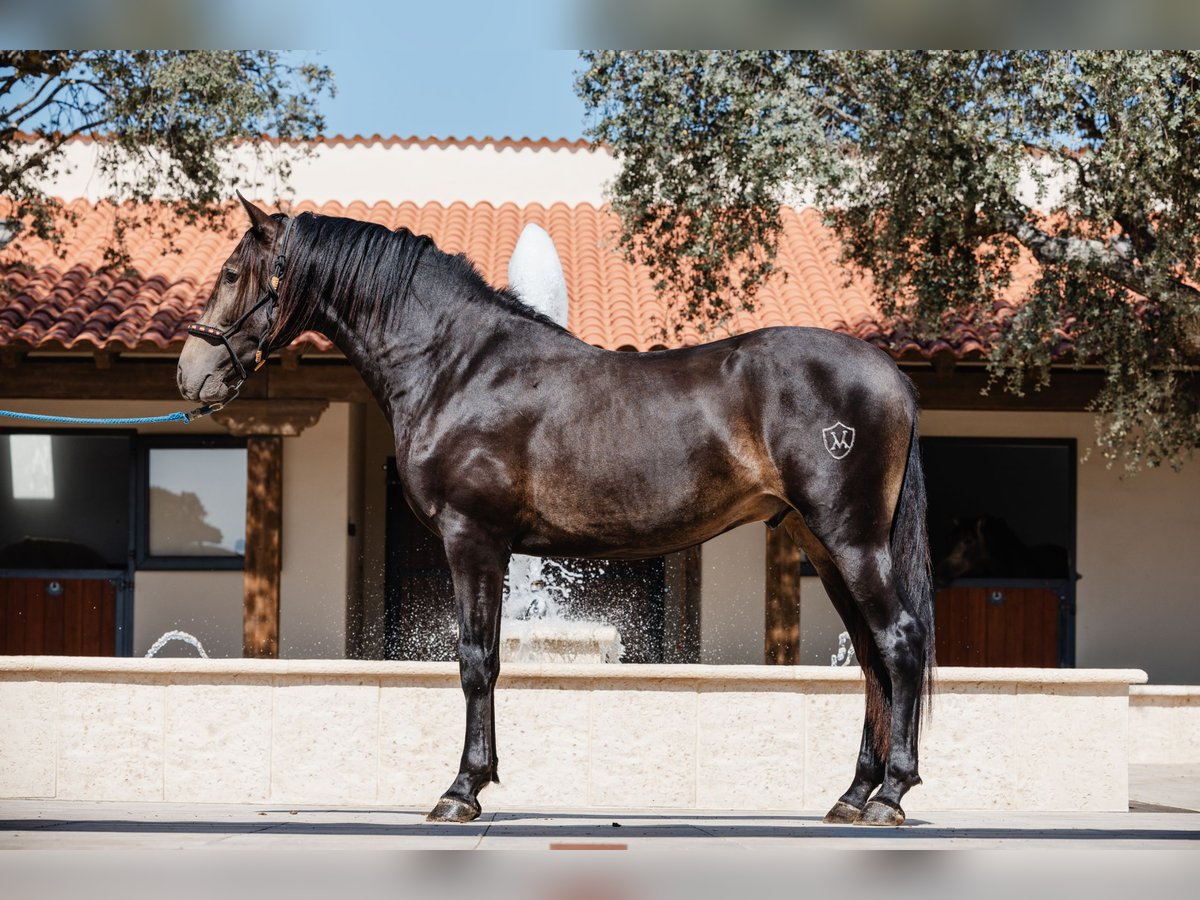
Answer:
1129;763;1200;813
2;767;1197;899
1;800;1199;850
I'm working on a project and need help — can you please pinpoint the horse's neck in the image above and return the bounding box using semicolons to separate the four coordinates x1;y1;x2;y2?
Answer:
312;268;546;425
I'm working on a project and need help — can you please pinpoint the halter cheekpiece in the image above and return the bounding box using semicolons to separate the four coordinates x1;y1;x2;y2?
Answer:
186;215;296;403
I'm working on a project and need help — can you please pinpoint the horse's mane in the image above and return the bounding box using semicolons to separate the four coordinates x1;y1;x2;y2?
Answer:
252;211;567;345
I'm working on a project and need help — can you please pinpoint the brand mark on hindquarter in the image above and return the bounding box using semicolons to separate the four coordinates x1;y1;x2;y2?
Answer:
822;421;855;459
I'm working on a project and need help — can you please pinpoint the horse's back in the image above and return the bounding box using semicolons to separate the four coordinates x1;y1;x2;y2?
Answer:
650;326;917;434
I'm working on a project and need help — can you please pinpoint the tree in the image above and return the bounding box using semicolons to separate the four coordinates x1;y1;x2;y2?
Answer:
578;51;1200;471
0;50;332;264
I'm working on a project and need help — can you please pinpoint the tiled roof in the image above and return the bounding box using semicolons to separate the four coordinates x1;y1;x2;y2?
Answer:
9;132;598;152
0;198;1011;357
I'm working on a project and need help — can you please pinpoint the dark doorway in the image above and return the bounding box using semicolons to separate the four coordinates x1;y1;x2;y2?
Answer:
383;458;673;662
921;437;1077;667
0;430;134;655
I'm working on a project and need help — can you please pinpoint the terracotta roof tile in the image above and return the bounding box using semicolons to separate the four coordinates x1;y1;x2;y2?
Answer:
12;132;598;152
1;198;1039;358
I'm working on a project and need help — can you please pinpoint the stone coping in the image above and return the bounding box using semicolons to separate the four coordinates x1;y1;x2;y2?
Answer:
1130;685;1199;698
0;656;1148;687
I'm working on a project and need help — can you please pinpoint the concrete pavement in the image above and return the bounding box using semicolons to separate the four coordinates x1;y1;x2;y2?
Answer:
4;779;1198;900
1;796;1197;851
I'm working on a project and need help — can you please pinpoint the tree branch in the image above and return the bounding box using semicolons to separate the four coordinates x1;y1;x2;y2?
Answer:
1003;213;1200;307
11;81;70;128
3;73;56;118
809;92;860;127
0;119;110;193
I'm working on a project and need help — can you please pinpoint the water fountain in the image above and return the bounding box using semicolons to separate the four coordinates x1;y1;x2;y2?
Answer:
501;555;623;663
830;631;856;667
144;630;209;658
500;224;623;664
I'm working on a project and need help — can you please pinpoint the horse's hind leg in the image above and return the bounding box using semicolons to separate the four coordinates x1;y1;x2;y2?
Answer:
426;517;509;823
834;549;928;826
785;509;930;825
781;515;887;824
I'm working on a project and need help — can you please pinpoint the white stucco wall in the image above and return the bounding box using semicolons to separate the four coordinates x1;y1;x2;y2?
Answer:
699;524;766;664
39;138;620;207
133;571;243;659
278;402;351;658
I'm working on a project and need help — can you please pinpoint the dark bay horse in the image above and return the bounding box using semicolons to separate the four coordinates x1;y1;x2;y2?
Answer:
177;196;935;826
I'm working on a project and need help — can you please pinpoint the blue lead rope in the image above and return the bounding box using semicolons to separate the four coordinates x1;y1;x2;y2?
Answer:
0;407;215;426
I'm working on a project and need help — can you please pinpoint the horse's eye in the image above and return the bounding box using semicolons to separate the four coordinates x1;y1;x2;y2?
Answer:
223;269;238;284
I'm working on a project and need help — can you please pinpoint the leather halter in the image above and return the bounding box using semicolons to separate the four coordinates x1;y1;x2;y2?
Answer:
186;215;296;401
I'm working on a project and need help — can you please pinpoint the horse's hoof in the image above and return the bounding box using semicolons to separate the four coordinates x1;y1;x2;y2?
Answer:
426;795;481;823
822;800;864;824
857;798;906;826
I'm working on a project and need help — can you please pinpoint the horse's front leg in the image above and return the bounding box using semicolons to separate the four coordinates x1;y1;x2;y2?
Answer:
427;518;510;823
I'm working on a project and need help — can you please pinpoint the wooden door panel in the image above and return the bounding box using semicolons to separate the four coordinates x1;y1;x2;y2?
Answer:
935;585;1059;667
0;578;117;656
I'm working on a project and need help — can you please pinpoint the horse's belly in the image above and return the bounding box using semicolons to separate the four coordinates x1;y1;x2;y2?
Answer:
519;474;784;559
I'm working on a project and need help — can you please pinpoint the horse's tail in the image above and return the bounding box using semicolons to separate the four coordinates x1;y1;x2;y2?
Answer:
889;386;935;741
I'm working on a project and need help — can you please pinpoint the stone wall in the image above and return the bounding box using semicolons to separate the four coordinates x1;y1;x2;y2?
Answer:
0;658;1146;812
1128;686;1200;765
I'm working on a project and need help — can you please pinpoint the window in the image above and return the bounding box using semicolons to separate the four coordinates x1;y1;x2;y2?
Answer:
920;437;1075;577
0;431;132;569
137;437;247;570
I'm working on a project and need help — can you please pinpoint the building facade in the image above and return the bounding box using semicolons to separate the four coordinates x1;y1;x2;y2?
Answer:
1;136;1197;682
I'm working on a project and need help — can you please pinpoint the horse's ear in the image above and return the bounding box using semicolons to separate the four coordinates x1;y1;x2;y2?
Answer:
236;190;275;242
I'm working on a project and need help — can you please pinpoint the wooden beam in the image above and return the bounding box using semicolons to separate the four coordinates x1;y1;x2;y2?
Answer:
0;358;367;402
213;399;329;437
92;349;118;370
764;524;801;665
661;545;701;663
902;367;1109;411
929;347;957;378
267;363;372;402
8;354;1194;414
0;358;265;400
243;436;283;658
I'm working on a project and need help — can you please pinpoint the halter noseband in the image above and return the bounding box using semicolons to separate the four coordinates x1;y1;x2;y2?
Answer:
186;215;296;401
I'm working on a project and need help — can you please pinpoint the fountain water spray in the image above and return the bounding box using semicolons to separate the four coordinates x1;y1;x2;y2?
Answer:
830;631;856;667
145;630;209;658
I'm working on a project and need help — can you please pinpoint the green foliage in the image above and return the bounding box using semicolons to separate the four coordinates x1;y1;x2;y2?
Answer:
579;51;1200;471
0;50;333;266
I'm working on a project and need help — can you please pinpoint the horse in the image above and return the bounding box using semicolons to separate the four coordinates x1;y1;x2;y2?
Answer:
177;195;936;827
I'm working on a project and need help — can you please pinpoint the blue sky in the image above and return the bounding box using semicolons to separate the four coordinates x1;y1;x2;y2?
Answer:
310;48;590;141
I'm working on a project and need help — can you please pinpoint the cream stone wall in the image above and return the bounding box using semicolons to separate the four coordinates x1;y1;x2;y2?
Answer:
0;658;1145;812
1128;686;1200;765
